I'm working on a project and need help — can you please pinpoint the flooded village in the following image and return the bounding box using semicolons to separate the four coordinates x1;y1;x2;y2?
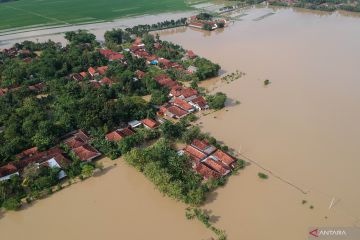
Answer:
1;2;360;240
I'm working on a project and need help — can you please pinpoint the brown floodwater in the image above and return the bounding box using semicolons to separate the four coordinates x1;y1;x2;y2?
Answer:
159;6;360;240
0;158;214;240
1;6;360;240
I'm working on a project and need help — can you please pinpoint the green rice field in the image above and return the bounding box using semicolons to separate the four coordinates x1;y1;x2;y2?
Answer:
0;0;202;32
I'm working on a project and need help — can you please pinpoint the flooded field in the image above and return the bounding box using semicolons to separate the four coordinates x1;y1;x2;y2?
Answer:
160;6;360;240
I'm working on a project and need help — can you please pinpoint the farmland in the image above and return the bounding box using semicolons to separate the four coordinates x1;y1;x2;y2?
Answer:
0;0;201;32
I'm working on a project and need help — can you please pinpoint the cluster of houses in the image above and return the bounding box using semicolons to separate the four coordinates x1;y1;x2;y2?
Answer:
180;139;237;179
1;47;35;63
188;15;226;31
0;82;47;97
105;118;159;142
156;78;208;119
0;130;101;182
129;37;198;74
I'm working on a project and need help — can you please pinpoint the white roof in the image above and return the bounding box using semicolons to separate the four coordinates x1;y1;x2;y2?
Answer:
45;158;67;179
0;172;19;182
128;120;142;128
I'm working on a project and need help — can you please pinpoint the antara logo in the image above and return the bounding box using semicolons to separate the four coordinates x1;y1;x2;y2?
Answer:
309;229;319;237
309;228;347;238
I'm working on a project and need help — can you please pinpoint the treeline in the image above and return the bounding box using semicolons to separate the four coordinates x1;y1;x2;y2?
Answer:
125;18;188;37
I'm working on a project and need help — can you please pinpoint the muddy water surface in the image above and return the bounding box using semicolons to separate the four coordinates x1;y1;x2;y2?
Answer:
159;6;360;240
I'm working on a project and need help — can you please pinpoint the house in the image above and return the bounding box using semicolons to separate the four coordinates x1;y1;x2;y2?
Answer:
180;88;198;101
7;147;71;180
154;74;178;88
80;72;88;78
135;70;146;79
189;21;205;29
72;73;84;81
184;145;207;163
63;130;101;162
88;67;97;77
191;139;216;155
128;120;143;129
158;58;173;69
166;105;188;119
100;77;113;86
105;127;135;142
99;49;124;61
189;96;209;110
97;66;108;75
89;80;102;89
108;53;124;61
133;37;144;47
154;42;162;50
187;50;197;59
142;118;158;129
145;55;158;63
212;149;237;169
0;88;9;96
72;145;101;162
173;98;194;113
28;82;46;92
39;154;71;180
0;164;19;182
202;156;230;176
194;162;220;180
16;147;39;160
170;86;198;100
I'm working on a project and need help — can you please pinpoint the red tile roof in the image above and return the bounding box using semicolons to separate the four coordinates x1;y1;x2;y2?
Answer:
181;88;198;98
135;70;146;79
192;139;211;152
108;53;124;61
97;66;108;75
167;105;188;118
142;118;158;129
170;86;198;98
16;147;39;160
184;145;207;160
100;77;113;86
187;50;197;59
80;72;88;78
134;37;142;45
63;130;91;148
0;163;18;178
88;67;96;76
73;144;100;161
99;49;113;56
99;49;124;61
213;149;236;167
174;98;193;111
191;96;208;109
105;127;135;142
154;74;178;88
195;163;220;179
203;157;230;176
